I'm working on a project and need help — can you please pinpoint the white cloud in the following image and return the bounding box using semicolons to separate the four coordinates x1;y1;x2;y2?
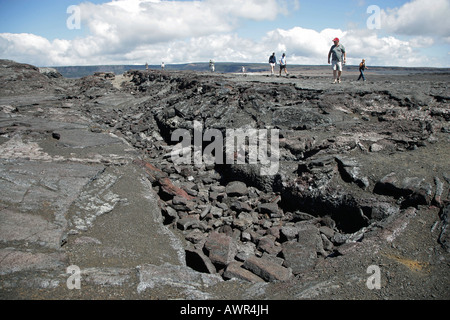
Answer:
409;36;435;48
262;27;345;63
116;33;264;65
260;27;432;67
381;0;450;37
0;33;54;66
206;0;282;21
0;26;440;67
42;0;291;63
78;0;286;48
0;0;448;67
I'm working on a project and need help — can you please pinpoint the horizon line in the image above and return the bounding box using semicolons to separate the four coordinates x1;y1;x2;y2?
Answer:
0;58;442;70
47;62;450;70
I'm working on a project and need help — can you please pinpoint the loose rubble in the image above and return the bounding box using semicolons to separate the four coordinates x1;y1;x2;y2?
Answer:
102;68;449;284
0;59;449;299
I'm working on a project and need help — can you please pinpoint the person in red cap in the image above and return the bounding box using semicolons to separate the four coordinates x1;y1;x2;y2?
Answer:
328;37;346;83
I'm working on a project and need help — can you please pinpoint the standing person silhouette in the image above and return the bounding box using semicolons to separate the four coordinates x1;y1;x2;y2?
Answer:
358;59;368;82
328;38;346;83
269;53;277;75
279;53;288;77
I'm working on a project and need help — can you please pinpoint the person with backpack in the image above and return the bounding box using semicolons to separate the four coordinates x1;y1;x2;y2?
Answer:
358;59;368;82
269;53;277;75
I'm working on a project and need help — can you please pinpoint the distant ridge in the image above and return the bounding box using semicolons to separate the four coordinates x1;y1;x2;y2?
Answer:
53;63;450;79
54;63;269;78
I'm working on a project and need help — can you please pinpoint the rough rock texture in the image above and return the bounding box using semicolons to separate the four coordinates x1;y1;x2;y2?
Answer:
0;59;449;300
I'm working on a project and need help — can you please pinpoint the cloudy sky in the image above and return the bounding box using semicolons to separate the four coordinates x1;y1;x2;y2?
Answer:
0;0;449;67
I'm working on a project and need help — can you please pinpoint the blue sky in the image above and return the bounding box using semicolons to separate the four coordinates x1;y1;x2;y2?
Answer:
0;0;407;40
0;0;449;67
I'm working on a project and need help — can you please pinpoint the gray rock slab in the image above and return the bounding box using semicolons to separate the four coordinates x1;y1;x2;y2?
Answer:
0;248;66;275
66;164;186;269
243;255;292;282
54;128;122;149
296;223;325;255
258;202;280;215
225;181;249;197
224;261;265;283
0;159;105;221
80;267;135;287
0;209;63;249
204;231;237;267
137;263;223;294
281;241;317;275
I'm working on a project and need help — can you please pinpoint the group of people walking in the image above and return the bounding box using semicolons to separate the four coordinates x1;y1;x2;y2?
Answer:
155;37;369;83
270;37;368;83
269;52;289;77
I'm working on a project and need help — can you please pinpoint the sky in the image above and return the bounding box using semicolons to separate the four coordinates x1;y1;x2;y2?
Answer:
0;0;449;67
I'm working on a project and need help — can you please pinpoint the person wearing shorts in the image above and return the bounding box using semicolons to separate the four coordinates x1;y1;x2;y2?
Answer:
279;53;288;77
328;38;346;83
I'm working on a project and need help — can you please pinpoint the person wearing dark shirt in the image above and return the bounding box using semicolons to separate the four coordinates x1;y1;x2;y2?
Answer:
358;59;368;82
269;53;277;75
